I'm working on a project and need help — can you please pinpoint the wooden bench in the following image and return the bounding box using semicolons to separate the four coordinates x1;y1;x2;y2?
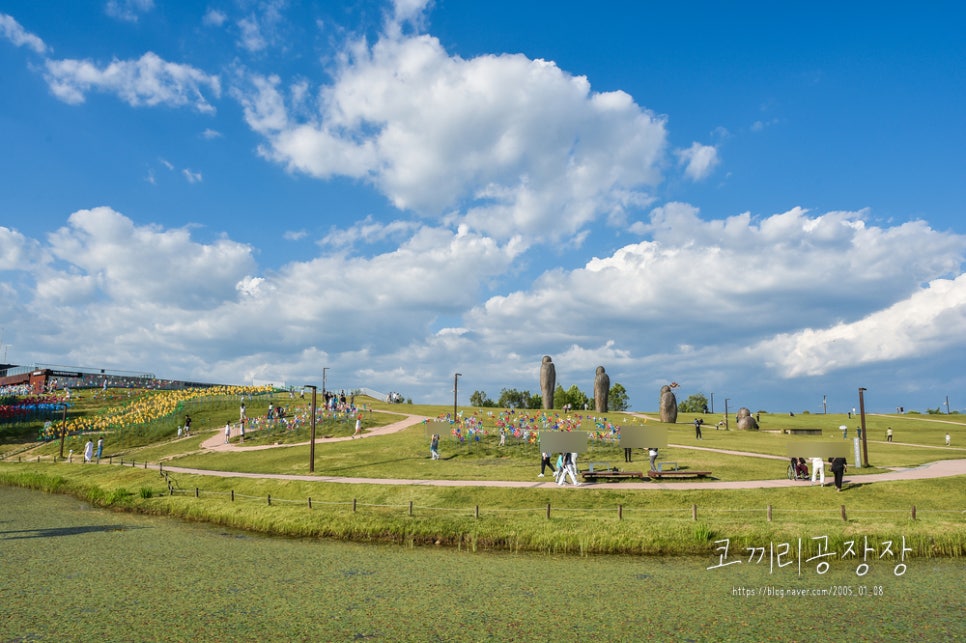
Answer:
581;468;645;482
647;469;713;479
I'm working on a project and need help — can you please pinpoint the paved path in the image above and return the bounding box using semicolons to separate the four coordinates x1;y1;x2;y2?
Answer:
154;412;966;490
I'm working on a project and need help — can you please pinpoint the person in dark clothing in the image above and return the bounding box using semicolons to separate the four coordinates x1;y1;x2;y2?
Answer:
539;452;556;477
829;457;847;492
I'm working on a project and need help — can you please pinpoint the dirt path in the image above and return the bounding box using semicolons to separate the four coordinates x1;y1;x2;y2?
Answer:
160;412;966;490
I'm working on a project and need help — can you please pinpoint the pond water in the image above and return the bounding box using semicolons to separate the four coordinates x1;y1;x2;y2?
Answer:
1;486;962;641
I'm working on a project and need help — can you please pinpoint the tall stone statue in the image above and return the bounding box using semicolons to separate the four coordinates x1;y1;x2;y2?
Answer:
736;407;759;430
594;366;610;413
539;355;556;410
659;383;679;424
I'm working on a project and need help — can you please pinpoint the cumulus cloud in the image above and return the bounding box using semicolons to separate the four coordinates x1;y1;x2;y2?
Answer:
755;274;966;376
44;207;255;308
44;52;221;113
461;205;966;380
676;142;719;181
0;13;48;54
237;19;667;242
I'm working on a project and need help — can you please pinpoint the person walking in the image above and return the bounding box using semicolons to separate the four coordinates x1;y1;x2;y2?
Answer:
96;438;103;461
694;418;703;439
648;447;659;472
886;427;893;442
354;415;362;438
430;433;440;460
539;452;555;477
557;452;578;486
83;439;94;463
183;415;191;438
810;457;826;486
224;422;231;444
829;457;847;492
946;433;951;447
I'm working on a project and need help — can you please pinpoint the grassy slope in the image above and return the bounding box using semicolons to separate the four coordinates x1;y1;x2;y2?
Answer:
1;391;963;556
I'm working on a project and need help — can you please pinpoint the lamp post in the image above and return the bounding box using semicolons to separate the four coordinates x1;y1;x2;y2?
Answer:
322;367;329;399
709;392;714;414
454;373;462;420
724;398;730;430
305;384;317;473
858;387;870;468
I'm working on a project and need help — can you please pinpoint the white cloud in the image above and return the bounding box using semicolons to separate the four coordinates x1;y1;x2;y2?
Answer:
201;128;222;140
676;142;719;181
0;13;48;54
203;9;228;27
182;168;203;183
44;207;255;308
105;0;155;23
236;0;286;53
755;274;966;376
237;24;667;242
0;226;42;269
461;205;966;380
44;52;221;113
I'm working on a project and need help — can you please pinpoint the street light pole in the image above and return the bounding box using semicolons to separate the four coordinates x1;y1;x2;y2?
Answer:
858;387;870;468
322;368;328;399
305;384;317;473
454;373;462;420
724;398;730;430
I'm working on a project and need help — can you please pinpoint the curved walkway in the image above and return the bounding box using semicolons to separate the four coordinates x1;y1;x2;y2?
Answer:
155;412;966;490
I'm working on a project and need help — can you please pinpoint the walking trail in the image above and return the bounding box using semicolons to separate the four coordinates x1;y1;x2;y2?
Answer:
155;412;966;491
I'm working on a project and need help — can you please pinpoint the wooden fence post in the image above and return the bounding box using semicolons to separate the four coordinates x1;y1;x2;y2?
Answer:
409;501;413;516
692;504;698;521
307;497;312;509
195;487;199;498
231;489;234;502
911;505;916;520
618;504;623;521
267;494;271;506
353;498;357;512
546;503;551;519
840;505;847;521
475;505;479;519
767;505;773;522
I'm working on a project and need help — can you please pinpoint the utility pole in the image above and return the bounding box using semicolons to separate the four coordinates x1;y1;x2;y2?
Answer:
724;398;730;430
305;384;317;473
858;387;870;468
823;394;827;414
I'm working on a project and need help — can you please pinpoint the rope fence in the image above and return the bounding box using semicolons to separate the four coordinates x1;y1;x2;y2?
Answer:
6;455;963;525
156;471;962;524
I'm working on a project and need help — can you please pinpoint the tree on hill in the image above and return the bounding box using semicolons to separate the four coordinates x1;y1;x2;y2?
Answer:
678;393;710;414
498;388;537;409
469;390;496;407
608;382;629;411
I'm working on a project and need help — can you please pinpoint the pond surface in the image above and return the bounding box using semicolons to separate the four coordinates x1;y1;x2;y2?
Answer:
0;486;962;641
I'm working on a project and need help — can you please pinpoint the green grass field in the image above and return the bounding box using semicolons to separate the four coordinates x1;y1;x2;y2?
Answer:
1;389;963;557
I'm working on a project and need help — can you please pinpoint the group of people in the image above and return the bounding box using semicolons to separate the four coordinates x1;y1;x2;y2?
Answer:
791;456;848;491
536;451;582;486
82;437;104;462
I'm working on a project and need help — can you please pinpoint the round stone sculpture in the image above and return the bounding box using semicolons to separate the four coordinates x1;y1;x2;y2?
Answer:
736;407;759;430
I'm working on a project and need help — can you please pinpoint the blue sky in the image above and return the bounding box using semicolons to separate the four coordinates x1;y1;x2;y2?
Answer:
1;0;964;414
